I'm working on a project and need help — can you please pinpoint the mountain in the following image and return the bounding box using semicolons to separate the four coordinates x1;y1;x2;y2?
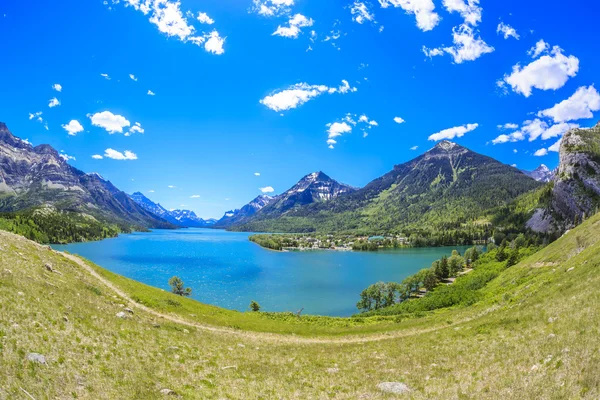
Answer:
0;122;172;230
528;123;600;233
523;164;555;182
233;141;543;240
260;171;356;216
130;191;216;228
214;194;273;228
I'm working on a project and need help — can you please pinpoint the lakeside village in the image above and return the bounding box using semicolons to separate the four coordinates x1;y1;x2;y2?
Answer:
249;233;490;252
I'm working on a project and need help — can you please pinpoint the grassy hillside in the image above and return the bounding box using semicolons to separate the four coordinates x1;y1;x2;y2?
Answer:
1;212;600;398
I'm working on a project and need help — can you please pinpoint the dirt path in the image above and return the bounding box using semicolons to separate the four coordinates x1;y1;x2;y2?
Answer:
58;250;476;345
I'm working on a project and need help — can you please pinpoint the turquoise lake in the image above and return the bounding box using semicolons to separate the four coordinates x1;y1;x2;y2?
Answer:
53;229;469;317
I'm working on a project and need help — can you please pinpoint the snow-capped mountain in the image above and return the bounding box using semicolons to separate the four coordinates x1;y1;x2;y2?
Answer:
257;171;356;216
214;195;274;228
523;164;555;183
129;192;216;228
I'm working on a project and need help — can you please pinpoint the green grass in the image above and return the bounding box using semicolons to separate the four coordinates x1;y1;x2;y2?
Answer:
1;212;600;398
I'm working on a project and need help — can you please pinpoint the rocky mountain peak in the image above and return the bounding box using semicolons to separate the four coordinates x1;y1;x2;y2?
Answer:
426;141;468;157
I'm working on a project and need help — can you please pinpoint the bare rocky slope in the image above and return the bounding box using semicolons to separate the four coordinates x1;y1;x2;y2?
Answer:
0;122;172;229
528;122;600;233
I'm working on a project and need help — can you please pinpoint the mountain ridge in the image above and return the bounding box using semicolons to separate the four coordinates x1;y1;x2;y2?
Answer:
231;141;543;240
0;122;173;230
129;191;216;228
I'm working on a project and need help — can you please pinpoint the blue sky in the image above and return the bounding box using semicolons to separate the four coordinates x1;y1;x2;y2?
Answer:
0;0;599;218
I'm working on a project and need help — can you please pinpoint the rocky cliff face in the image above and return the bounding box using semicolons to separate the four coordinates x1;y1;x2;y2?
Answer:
528;123;600;233
0;123;172;228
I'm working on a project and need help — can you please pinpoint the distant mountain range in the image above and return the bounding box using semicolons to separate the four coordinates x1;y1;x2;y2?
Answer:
523;164;555;183
129;192;216;228
231;141;543;240
3;119;599;244
0;122;172;230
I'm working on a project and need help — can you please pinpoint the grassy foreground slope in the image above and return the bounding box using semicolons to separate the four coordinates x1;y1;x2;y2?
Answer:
1;214;600;398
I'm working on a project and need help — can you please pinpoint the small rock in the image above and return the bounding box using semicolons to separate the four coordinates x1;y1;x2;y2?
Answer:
17;292;24;296
377;382;411;394
159;388;176;396
63;316;69;323
44;263;53;272
548;317;556;323
567;267;575;272
152;323;161;328
124;308;134;314
182;329;189;334
27;353;47;364
326;368;339;374
530;365;539;372
115;312;128;319
548;333;556;339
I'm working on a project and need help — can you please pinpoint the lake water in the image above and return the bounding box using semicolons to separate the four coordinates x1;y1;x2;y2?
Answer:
53;229;468;317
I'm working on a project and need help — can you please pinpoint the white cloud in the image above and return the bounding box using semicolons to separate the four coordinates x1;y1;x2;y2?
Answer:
29;111;43;123
378;0;440;32
534;148;548;157
528;39;549;58
541;122;579;140
394;116;405;124
252;0;294;17
62;120;84;136
126;122;145;136
119;0;225;54
148;190;155;193
147;90;156;96
438;24;494;64
538;86;600;123
101;73;111;80
410;145;419;150
129;74;138;81
204;30;226;54
260;81;357;112
501;45;579;97
422;46;444;58
326;114;378;148
497;22;519;40
59;152;76;162
492;119;579;144
443;0;481;26
497;123;519;130
327;122;352;138
197;12;214;24
351;2;376;24
52;84;62;92
273;14;314;38
428;123;478;141
48;97;61;108
168;185;176;188
90;111;131;134
260;186;275;193
254;172;261;176
104;149;138;160
190;194;201;198
548;138;562;152
92;154;103;159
